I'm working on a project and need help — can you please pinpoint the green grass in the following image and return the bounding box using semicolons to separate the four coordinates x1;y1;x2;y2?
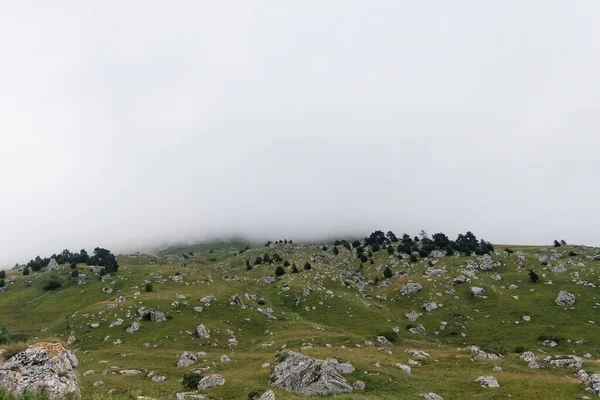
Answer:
0;243;599;399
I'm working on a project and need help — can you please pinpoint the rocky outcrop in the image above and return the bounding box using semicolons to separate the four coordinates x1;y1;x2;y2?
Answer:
137;308;167;322
177;352;197;367
269;351;353;395
0;342;80;399
400;282;423;295
196;324;211;339
198;374;225;389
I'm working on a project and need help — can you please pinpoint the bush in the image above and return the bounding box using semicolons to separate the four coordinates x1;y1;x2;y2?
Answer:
0;279;4;288
70;269;79;278
383;266;392;279
445;246;454;256
144;283;154;292
182;372;202;390
283;260;290;267
359;254;368;263
303;262;312;270
291;264;299;273
409;254;418;262
528;269;539;283
0;270;5;279
246;260;252;270
504;248;514;254
43;277;62;291
514;346;528;353
22;267;30;276
333;246;339;255
568;251;577;257
275;266;285;277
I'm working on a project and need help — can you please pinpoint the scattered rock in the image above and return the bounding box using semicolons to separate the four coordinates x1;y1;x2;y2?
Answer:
198;374;225;389
400;282;423;295
555;291;576;306
475;375;500;388
177;352;197;368
196;324;211;339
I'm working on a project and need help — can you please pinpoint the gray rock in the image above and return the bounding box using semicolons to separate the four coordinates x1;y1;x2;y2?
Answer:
422;302;439;312
585;373;600;396
198;374;225;389
258;276;276;285
555;291;576;306
199;295;214;304
475;375;500;388
177;352;197;368
230;294;245;307
405;311;422;322
269;351;353;395
119;370;141;375
353;381;366;390
176;392;206;400
400;282;423;295
470;286;486;298
547;355;583;369
126;322;141;333
396;363;411;375
257;390;276;400
552;264;567;274
421;393;444;400
47;258;59;270
196;324;211;339
453;275;467;284
137;308;167;322
0;343;80;399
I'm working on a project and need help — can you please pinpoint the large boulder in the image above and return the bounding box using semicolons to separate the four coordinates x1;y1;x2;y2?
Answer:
177;352;197;368
475;375;500;388
137;308;167;322
555;291;576;306
269;351;353;395
0;343;80;399
196;324;211;339
198;374;225;389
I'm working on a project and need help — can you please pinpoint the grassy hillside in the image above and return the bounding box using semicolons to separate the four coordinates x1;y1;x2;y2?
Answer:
0;240;599;399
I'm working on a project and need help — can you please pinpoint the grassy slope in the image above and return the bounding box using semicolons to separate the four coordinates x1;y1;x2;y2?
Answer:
0;242;599;400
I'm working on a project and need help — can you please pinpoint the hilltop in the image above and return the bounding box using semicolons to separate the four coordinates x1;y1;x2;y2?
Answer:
0;232;599;399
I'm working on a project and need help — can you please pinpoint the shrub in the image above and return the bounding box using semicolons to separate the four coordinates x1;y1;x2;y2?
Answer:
568;251;577;257
246;260;252;270
144;283;154;292
303;262;312;270
254;257;263;265
528;269;539;283
383;266;392;279
283;260;290;267
275;266;285;277
0;279;4;288
182;372;202;390
504;248;514;254
359;254;368;263
514;346;528;353
70;269;79;278
0;270;5;279
257;299;266;305
43;277;62;291
333;246;339;255
409;254;418;262
22;267;30;276
291;263;299;273
553;240;561;247
387;245;394;255
445;246;454;256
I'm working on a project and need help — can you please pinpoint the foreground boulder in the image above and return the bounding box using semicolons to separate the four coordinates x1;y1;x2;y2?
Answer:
269;351;353;395
0;343;80;399
555;291;576;306
475;375;500;388
198;374;225;389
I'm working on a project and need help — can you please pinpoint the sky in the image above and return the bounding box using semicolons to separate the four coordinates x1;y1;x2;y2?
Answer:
1;1;600;266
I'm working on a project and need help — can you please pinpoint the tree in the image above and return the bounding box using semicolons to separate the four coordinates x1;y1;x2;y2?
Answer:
387;245;394;255
79;249;91;264
0;279;4;288
383;266;392;279
91;248;119;274
291;263;299;273
22;267;30;276
246;260;252;270
560;239;567;246
352;240;361;249
418;230;428;240
553;240;561;247
283;260;291;267
70;262;77;269
528;269;539;283
275;266;285;277
386;231;399;242
446;246;454;256
71;269;79;278
432;233;450;249
333;246;339;255
303;262;312;270
0;270;5;279
254;257;263;266
263;254;271;264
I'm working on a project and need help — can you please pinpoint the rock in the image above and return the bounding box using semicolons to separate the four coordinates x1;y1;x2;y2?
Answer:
126;322;141;333
519;352;540;368
93;381;103;387
405;311;422;322
453;275;467;284
377;336;392;346
176;393;206;400
422;302;439;312
177;352;197;367
468;346;501;360
119;370;141;375
220;355;231;363
89;323;99;329
396;363;411;375
478;254;497;270
258;276;276;285
196;324;211;339
421;394;444;400
475;375;500;388
114;295;126;302
101;287;113;294
490;273;502;281
198;374;225;389
47;258;59;270
555;291;576;306
109;319;124;328
137;308;167;322
230;294;245;307
470;287;486;298
585;373;600;396
83;370;94;376
400;282;423;295
257;390;276;400
200;295;214;304
405;349;430;358
0;342;80;399
409;325;426;334
552;264;567;274
353;381;366;390
522;315;531;321
547;355;583;369
67;335;76;345
152;375;166;382
269;351;353;395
